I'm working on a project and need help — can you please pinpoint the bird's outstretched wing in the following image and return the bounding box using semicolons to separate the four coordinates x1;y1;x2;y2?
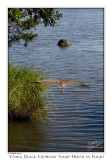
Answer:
63;80;88;87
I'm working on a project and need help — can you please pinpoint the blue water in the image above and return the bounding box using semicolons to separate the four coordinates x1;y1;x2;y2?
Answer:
9;9;104;152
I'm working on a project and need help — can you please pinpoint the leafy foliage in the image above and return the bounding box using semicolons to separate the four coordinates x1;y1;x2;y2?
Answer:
8;8;62;46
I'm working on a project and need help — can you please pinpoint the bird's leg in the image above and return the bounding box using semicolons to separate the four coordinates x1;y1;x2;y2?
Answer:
62;87;64;94
60;84;64;94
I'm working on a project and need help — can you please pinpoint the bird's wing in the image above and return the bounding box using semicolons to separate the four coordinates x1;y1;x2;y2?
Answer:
41;79;60;85
65;80;88;87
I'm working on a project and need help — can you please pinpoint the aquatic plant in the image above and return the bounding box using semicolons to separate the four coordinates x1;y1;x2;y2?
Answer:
8;65;49;121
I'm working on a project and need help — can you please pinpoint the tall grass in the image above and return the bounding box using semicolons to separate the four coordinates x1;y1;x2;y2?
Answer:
8;65;49;121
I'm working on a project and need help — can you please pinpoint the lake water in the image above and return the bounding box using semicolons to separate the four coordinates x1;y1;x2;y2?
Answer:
9;9;104;152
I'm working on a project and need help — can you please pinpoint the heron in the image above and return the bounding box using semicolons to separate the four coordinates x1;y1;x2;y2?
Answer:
34;79;88;94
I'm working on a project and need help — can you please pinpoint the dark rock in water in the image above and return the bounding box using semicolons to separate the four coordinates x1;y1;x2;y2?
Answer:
57;39;72;47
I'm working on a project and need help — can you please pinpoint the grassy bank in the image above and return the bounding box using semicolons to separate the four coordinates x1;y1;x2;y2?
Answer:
8;65;48;121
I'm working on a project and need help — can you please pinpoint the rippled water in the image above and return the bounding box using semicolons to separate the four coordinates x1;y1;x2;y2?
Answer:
9;9;104;152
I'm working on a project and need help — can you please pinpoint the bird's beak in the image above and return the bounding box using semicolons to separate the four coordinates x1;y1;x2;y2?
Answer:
34;81;40;83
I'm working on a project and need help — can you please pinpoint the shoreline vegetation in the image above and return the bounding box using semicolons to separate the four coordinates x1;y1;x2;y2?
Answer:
8;64;49;122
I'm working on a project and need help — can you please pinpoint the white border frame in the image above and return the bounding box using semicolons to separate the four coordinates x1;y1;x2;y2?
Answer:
0;0;112;160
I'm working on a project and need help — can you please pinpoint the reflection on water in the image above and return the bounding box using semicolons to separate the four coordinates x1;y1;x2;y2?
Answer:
9;9;104;152
8;121;48;152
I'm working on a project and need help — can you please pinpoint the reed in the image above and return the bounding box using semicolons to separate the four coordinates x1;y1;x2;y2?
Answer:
8;65;48;121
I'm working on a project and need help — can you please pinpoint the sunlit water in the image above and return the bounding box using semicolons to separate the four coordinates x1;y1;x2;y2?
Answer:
9;9;104;152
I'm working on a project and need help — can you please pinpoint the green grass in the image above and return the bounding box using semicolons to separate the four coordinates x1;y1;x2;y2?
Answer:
8;64;49;121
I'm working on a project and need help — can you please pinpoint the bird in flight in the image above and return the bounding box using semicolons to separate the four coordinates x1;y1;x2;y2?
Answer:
34;79;88;94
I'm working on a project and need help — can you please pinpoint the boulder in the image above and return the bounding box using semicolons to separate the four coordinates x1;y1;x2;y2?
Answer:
57;39;72;47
